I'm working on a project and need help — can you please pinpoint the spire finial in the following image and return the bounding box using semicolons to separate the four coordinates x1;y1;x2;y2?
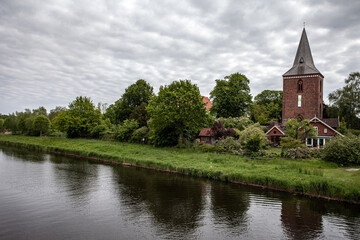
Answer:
303;22;306;28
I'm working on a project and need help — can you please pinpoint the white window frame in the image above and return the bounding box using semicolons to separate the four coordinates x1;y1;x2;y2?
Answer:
324;128;327;134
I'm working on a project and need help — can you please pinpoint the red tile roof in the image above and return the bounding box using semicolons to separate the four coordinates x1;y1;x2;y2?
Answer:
202;96;213;111
198;128;214;137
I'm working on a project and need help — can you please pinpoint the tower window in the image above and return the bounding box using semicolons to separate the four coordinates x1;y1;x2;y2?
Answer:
298;95;302;107
298;80;303;92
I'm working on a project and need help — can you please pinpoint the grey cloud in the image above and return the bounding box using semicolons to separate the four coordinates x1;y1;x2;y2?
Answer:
0;0;359;114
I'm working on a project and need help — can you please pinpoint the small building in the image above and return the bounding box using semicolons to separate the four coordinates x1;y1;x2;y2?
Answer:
197;128;216;145
305;117;343;147
266;123;286;146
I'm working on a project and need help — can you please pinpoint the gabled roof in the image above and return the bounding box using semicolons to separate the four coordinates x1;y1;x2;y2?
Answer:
322;118;339;128
283;28;323;77
309;117;344;137
198;128;214;137
266;125;286;135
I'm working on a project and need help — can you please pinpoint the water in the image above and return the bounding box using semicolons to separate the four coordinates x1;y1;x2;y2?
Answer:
0;146;359;240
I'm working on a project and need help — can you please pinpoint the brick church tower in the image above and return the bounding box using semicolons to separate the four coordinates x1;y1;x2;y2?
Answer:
282;28;324;122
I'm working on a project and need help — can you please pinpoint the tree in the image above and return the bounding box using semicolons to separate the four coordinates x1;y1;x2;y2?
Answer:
147;80;210;146
285;119;316;141
32;106;47;116
211;121;235;140
328;72;360;129
338;117;348;135
53;96;101;138
0;119;4;133
210;72;252;118
3;115;17;133
33;115;51;136
48;106;67;121
252;90;283;123
129;102;150;127
111;79;154;124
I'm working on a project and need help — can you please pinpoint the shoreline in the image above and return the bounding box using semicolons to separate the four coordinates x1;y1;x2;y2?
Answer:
0;135;359;205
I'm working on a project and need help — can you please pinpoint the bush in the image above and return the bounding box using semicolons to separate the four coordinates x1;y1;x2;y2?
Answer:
238;123;267;147
130;126;150;144
115;119;139;142
219;117;253;131
245;134;262;153
284;147;322;159
280;136;305;156
322;135;360;165
91;124;109;139
214;137;242;151
348;129;360;136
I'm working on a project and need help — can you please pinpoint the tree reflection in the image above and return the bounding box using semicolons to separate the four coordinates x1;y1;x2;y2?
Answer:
112;166;205;238
210;182;249;230
281;196;322;240
0;146;47;163
49;155;99;205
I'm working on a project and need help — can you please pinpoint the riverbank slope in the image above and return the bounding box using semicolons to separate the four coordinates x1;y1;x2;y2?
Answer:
0;135;359;204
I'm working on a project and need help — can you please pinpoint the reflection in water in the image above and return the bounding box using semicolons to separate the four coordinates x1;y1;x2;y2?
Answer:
0;146;359;240
281;196;323;240
211;183;249;230
112;166;205;239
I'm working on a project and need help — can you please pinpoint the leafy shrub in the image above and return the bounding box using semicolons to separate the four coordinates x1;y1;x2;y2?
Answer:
214;137;242;151
211;121;235;140
193;142;220;152
238;123;267;147
130;126;150;144
219;117;253;131
322;135;360;165
115;119;139;142
280;136;305;156
284;147;322;159
91;124;109;139
348;129;360;136
245;134;262;153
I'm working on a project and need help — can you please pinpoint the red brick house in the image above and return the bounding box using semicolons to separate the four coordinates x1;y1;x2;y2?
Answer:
197;128;216;144
266;28;343;146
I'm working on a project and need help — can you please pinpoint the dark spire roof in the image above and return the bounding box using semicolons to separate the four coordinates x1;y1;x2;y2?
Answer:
283;28;323;77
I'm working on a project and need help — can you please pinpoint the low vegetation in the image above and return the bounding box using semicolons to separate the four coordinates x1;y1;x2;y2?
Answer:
0;135;359;203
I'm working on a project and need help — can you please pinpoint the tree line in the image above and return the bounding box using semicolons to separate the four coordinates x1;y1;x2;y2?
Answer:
0;72;358;147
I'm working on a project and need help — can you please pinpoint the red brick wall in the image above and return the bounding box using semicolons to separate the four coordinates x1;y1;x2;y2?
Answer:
310;122;337;137
282;75;323;122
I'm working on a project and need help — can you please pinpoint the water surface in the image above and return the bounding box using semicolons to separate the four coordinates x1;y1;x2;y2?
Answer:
0;146;359;239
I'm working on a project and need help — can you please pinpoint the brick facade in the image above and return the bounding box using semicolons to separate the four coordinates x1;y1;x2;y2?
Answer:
282;74;324;122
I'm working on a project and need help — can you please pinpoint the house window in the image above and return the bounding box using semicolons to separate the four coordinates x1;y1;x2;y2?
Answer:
319;138;324;146
314;126;318;136
324;128;327;134
307;138;312;146
274;130;277;134
298;80;303;92
298;95;302;107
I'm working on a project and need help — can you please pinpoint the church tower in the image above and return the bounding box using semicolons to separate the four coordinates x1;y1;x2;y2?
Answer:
282;28;324;122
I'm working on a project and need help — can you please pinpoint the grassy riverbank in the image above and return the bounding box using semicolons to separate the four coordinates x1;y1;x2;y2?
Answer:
0;135;359;203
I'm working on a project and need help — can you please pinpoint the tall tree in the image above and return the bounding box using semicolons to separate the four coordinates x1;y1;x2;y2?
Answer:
110;79;154;124
53;96;101;138
48;106;67;121
147;80;210;146
32;106;47;116
328;72;360;129
210;73;252;118
285;119;316;141
252;90;283;123
33;115;51;136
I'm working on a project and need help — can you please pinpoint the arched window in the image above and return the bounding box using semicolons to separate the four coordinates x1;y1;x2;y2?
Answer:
297;114;303;122
298;80;303;92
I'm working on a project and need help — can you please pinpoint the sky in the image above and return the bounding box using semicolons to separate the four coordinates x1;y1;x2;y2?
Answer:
1;0;359;115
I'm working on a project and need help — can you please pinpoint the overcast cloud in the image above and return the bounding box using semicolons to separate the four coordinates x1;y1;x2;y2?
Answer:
1;0;359;114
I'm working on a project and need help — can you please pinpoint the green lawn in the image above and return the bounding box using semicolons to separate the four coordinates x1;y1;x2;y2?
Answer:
0;135;359;203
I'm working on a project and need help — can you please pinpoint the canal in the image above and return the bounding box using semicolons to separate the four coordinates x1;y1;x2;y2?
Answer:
0;146;359;239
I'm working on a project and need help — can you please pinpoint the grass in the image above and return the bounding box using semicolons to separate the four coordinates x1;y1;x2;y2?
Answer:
0;135;359;203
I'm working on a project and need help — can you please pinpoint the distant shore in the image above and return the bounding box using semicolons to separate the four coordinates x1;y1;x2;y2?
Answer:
0;135;359;204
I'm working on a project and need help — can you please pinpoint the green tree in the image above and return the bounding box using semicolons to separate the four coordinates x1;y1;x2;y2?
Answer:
53;96;101;138
210;72;252;118
0;119;4;133
328;72;360;129
33;115;51;136
219;117;253;131
32;106;47;116
285;119;316;141
129;102;150;127
3;115;17;133
48;106;67;121
115;119;139;142
147;80;210;146
338;117;348;135
111;79;154;124
252;90;283;123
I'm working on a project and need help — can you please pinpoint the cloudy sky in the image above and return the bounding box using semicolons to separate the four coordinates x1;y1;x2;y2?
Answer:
1;0;359;114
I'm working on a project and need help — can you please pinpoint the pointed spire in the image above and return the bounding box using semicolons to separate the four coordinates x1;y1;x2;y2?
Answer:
283;28;322;77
